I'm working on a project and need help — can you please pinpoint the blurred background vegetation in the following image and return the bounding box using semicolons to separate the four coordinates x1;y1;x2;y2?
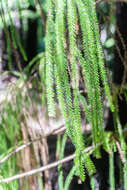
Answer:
0;0;127;189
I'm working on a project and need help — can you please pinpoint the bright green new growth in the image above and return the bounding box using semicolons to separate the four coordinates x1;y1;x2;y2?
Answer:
45;0;56;117
44;0;113;181
0;0;118;186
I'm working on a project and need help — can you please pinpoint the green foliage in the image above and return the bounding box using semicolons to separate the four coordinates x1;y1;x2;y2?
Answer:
109;151;115;190
0;95;21;189
64;166;76;190
45;0;55;117
44;0;114;180
90;176;95;190
57;134;67;190
0;0;127;189
124;159;127;190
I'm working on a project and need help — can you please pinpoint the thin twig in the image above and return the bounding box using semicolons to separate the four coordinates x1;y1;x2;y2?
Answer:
0;125;66;164
0;142;32;164
0;124;92;164
0;146;93;184
115;141;126;163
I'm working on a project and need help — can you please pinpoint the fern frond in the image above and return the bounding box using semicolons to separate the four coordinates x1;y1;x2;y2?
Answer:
44;0;114;182
67;0;87;180
67;0;79;89
45;0;56;117
74;150;85;181
76;0;108;151
84;154;96;176
84;0;114;112
73;90;96;180
76;0;101;149
73;89;85;181
55;0;74;137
